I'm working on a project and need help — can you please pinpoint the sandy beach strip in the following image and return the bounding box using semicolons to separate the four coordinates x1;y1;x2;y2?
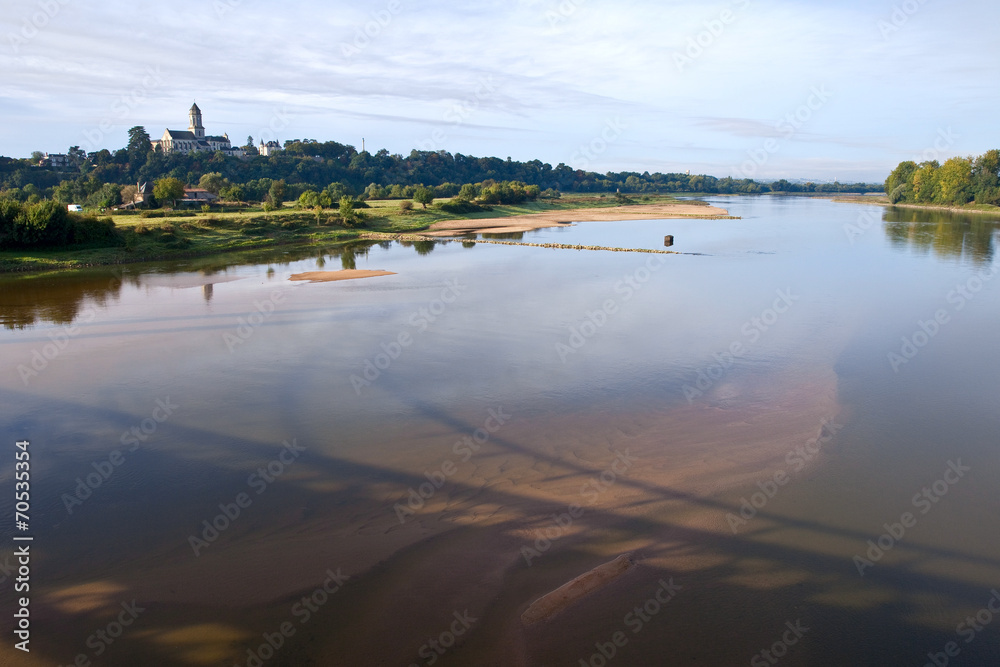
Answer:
289;270;396;283
423;202;733;237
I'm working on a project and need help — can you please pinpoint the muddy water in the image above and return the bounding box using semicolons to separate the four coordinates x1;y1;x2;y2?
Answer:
1;196;999;666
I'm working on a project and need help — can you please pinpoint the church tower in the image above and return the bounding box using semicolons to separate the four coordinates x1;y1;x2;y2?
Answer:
188;102;205;139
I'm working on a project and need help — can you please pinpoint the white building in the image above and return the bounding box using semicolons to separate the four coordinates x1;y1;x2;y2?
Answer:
151;104;243;156
258;139;282;156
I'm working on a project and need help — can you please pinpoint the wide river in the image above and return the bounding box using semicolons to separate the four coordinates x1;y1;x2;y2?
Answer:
1;196;999;666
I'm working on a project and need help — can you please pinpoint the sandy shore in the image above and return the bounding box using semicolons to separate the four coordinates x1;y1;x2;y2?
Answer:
423;202;733;237
289;270;396;282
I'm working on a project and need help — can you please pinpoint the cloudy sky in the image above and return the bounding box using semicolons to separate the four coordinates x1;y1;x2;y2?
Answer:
2;0;997;182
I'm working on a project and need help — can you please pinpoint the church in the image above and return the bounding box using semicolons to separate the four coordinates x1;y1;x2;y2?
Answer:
151;104;244;156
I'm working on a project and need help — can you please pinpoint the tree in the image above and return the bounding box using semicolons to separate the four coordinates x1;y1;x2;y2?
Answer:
120;184;138;206
127;126;151;166
30;151;44;163
298;190;320;209
220;184;244;203
268;179;286;206
885;161;917;203
414;186;434;209
153;177;185;208
934;157;973;205
246;135;254;148
198;172;229;195
910;162;939;203
972;150;1000;205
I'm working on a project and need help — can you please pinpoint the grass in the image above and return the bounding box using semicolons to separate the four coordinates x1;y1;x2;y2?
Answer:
0;194;683;274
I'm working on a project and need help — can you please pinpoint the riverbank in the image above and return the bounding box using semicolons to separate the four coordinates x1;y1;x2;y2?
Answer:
0;195;729;274
831;195;1000;216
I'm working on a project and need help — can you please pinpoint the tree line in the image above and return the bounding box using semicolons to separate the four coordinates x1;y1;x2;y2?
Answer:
885;150;1000;206
0;126;881;207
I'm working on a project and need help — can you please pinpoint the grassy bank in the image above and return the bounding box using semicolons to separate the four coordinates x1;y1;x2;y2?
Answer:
0;194;686;274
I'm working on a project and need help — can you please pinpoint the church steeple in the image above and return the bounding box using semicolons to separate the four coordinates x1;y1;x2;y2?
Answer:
188;102;205;139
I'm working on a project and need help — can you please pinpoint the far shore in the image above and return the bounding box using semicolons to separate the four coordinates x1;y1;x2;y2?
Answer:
830;195;1000;216
0;196;735;274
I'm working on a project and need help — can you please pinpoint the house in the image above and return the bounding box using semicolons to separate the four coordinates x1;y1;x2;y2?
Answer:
42;153;71;169
151;104;243;157
258;139;282;156
181;188;219;205
115;182;154;210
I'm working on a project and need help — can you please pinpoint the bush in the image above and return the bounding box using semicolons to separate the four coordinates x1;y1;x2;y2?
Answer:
69;215;121;246
399;200;414;212
437;199;491;214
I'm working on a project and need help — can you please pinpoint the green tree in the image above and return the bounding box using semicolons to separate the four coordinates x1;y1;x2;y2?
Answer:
198;172;229;195
127;126;151;165
972;150;1000;205
934;157;973;205
220;184;245;203
153;177;185;208
298;190;320;209
885;161;917;203
268;179;286;206
414;186;434;209
910;162;939;204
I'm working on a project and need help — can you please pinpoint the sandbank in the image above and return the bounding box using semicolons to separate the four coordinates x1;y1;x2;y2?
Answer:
424;202;733;237
289;270;396;283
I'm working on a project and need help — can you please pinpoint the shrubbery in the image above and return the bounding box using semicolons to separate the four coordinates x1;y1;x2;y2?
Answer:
0;200;124;249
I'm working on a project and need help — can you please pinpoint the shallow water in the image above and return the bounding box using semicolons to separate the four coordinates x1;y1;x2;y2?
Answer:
1;196;999;666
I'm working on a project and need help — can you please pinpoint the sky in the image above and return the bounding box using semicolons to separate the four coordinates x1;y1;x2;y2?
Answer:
2;0;998;183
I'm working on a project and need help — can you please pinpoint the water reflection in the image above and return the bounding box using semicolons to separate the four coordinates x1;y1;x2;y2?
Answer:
0;241;394;329
0;271;135;330
883;206;1000;265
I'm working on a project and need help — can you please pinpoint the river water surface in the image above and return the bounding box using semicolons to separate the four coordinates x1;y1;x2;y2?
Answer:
1;196;999;666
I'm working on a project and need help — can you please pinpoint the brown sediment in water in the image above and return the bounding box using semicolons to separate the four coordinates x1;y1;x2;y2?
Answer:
288;270;396;283
28;366;840;666
521;553;636;625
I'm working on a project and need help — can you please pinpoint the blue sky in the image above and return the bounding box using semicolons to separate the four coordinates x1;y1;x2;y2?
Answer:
2;0;997;182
